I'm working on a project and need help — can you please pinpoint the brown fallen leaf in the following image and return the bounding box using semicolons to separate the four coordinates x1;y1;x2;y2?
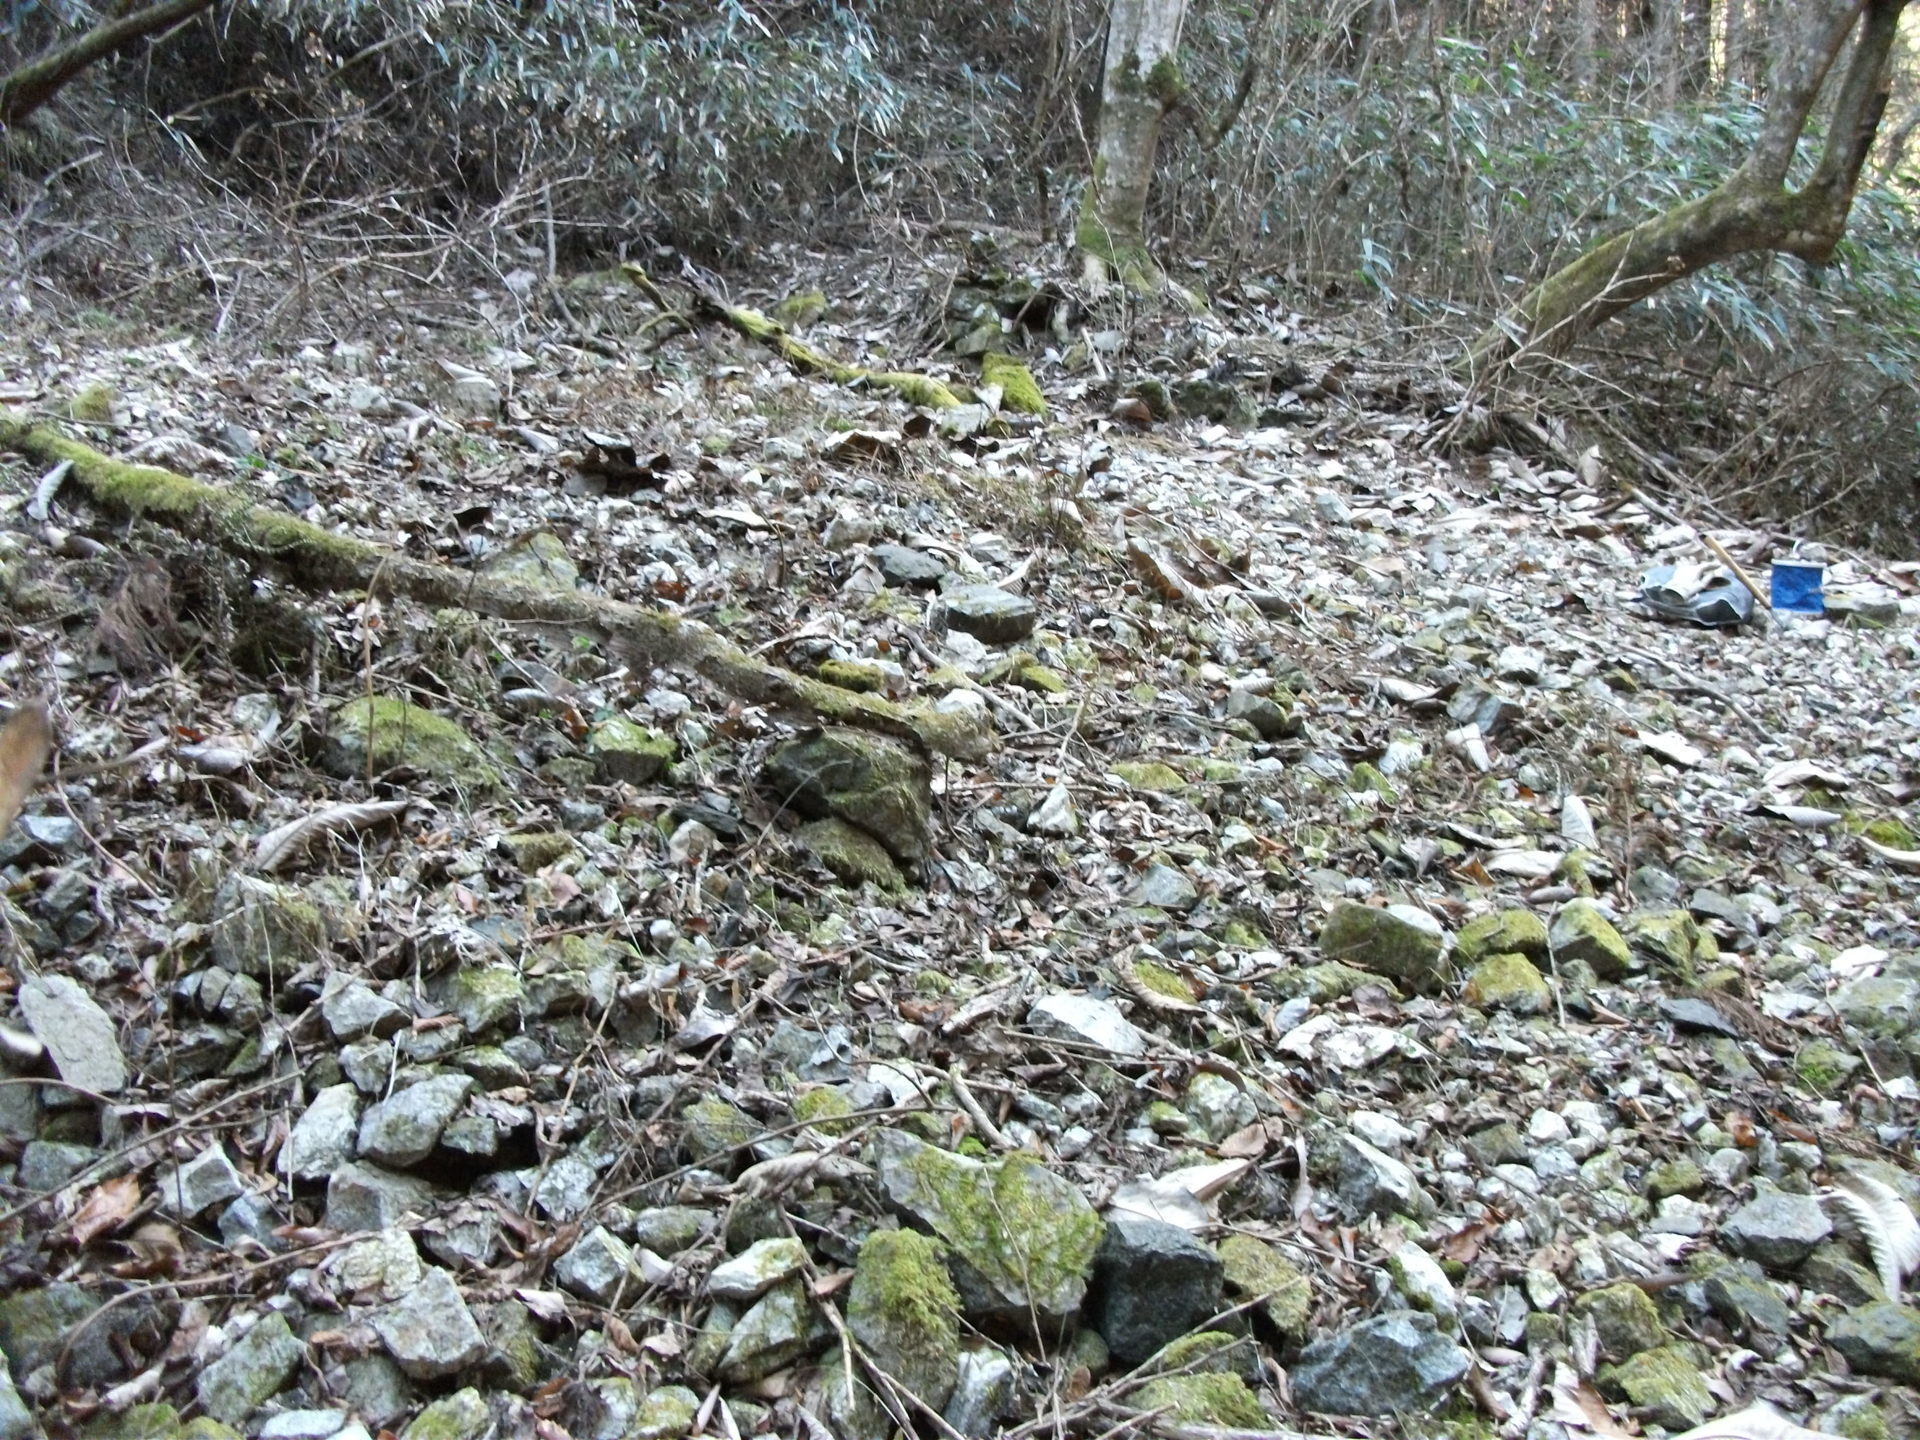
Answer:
69;1174;142;1247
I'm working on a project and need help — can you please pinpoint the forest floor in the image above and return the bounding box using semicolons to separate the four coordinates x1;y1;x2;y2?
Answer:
0;239;1919;1440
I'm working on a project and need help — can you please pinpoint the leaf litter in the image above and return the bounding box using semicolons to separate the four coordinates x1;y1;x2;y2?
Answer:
0;244;1915;1438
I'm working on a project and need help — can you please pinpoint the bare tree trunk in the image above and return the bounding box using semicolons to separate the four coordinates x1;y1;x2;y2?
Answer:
1573;0;1600;95
1469;0;1903;377
1724;0;1751;91
1653;0;1682;106
0;0;218;130
1077;0;1190;294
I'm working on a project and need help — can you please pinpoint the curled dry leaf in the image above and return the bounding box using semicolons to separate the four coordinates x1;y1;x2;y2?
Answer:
253;798;413;872
69;1173;143;1246
1669;1403;1831;1440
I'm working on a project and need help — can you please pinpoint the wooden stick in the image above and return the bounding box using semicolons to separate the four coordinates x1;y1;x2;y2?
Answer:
1702;533;1773;612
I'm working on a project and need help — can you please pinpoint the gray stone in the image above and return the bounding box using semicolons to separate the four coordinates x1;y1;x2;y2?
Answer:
872;543;948;588
421;1208;501;1270
717;1280;832;1383
1025;993;1147;1057
1085;1215;1224;1367
1720;1189;1832;1268
1289;1309;1470;1415
1181;1073;1257;1143
555;1226;642;1306
1703;1262;1793;1343
371;1266;488;1378
941;585;1038;644
531;1152;599;1222
944;1345;1016;1438
220;1192;285;1251
18;973;127;1094
325;1162;440;1232
339;1354;412;1427
0;1283;93;1376
329;1228;423;1301
1225;686;1295;740
17;1141;100;1192
762;728;931;865
259;1409;352;1440
1127;864;1199;911
287;1083;361;1180
157;1143;245;1218
197;1311;305;1425
709;1237;809;1302
356;1073;474;1168
0;1354;29;1440
1337;1135;1434;1221
321;974;409;1040
339;1037;396;1092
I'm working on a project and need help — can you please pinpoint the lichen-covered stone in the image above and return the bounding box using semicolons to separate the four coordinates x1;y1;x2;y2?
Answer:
798;818;906;891
1454;909;1549;964
870;1129;1102;1341
209;876;333;980
981;354;1046;417
587;716;677;785
399;1387;491;1440
197;1313;304;1425
1319;901;1451;993
1828;1302;1920;1383
764;729;932;864
1128;1373;1266;1428
1622;908;1703;979
1113;761;1184;792
322;697;504;795
1571;1282;1666;1361
681;1097;761;1166
1604;1344;1712;1428
1463;952;1551;1014
1550;900;1632;980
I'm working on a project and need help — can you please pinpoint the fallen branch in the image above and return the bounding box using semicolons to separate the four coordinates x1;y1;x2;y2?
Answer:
622;264;965;410
0;0;217;129
0;411;988;762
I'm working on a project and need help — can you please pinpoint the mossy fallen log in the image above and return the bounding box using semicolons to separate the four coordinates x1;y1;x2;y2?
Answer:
0;411;989;762
621;264;964;411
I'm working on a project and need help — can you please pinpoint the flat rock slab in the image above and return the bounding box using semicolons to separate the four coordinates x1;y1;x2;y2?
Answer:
19;974;126;1094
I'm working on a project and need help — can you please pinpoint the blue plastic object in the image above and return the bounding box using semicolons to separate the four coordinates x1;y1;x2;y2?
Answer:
1770;563;1825;614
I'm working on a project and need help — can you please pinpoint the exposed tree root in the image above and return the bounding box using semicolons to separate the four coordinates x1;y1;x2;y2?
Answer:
0;411;990;762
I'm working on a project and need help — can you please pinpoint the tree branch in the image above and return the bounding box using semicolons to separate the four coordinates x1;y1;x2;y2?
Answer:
0;0;219;130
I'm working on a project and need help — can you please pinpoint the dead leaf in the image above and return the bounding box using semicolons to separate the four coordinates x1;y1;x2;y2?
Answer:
253;798;413;872
69;1174;142;1246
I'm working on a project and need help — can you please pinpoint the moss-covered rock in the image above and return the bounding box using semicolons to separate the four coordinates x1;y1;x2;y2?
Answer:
1571;1282;1666;1361
1602;1344;1712;1429
764;728;932;865
981;353;1047;417
1129;1373;1266;1428
501;831;576;870
848;1229;961;1410
1549;899;1632;979
797;818;906;891
1645;1158;1705;1200
1217;1234;1312;1336
441;965;526;1035
1795;1038;1862;1095
1828;1302;1920;1384
322;697;504;795
793;1086;858;1135
1319;901;1452;994
588;716;677;786
869;1130;1102;1341
681;1097;761;1166
401;1388;491;1440
1113;760;1186;792
816;659;887;694
1622;908;1703;980
1454;909;1548;964
208;875;335;980
1463;953;1551;1014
